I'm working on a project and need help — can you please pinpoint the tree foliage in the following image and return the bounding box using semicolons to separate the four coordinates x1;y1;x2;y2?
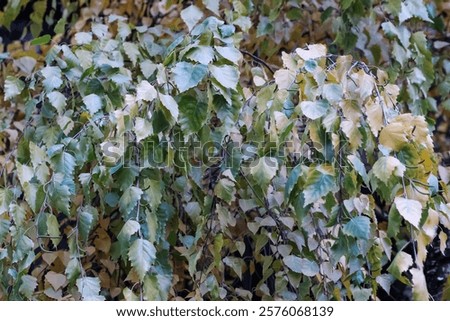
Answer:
0;0;449;301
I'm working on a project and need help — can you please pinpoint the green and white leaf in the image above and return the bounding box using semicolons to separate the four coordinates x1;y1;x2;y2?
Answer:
123;42;140;66
74;32;92;45
41;66;63;91
343;216;371;240
178;95;207;135
394;197;423;228
4;76;25;100
250;157;278;190
300;100;329;120
399;0;432;24
209;65;239;89
0;188;14;215
283;255;320;277
187;46;215;65
128;239;157;280
303;165;336;205
180;5;204;31
372;156;405;184
136;80;157;102
47;91;66;115
47;214;61;246
203;0;220;15
172;62;207;92
76;277;105;301
159;94;179;120
215;46;242;64
387;251;413;285
83;93;102;115
9;203;26;226
19;275;38;299
0;219;10;244
119;186;143;216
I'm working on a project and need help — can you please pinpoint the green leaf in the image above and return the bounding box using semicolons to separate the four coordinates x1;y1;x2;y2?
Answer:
4;76;25;100
30;34;51;46
300;100;329;120
51;151;76;177
209;65;239;89
117;219;140;256
223;257;244;279
285;164;302;200
79;206;98;243
347;155;369;185
143;274;171;300
0;188;14;215
19;275;38;299
83;94;102;115
0;219;10;244
76;277;105;301
283;255;320;277
343;216;371;240
172;62;207;92
180;5;203;31
128;239;157;281
372;156;405;184
144;179;163;211
159;94;179;121
47;214;61;246
9;203;26;226
250;157;279;190
119;186;143;217
48;182;72;215
22;182;45;214
214;178;236;203
178;95;208;135
13;234;34;262
394;197;423;228
123;42;140;66
303;165;336;205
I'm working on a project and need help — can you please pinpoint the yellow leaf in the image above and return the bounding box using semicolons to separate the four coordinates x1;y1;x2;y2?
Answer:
422;208;439;239
382;84;400;109
405;184;429;205
379;121;407;151
340;120;362;151
439;231;448;255
416;231;427;268
365;98;383;136
341;100;362;122
411;268;429;301
352;69;375;100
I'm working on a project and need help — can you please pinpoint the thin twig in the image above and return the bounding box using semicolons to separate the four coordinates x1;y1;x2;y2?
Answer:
240;50;276;75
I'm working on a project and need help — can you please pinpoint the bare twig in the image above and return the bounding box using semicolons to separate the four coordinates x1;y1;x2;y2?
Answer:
240;50;276;75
